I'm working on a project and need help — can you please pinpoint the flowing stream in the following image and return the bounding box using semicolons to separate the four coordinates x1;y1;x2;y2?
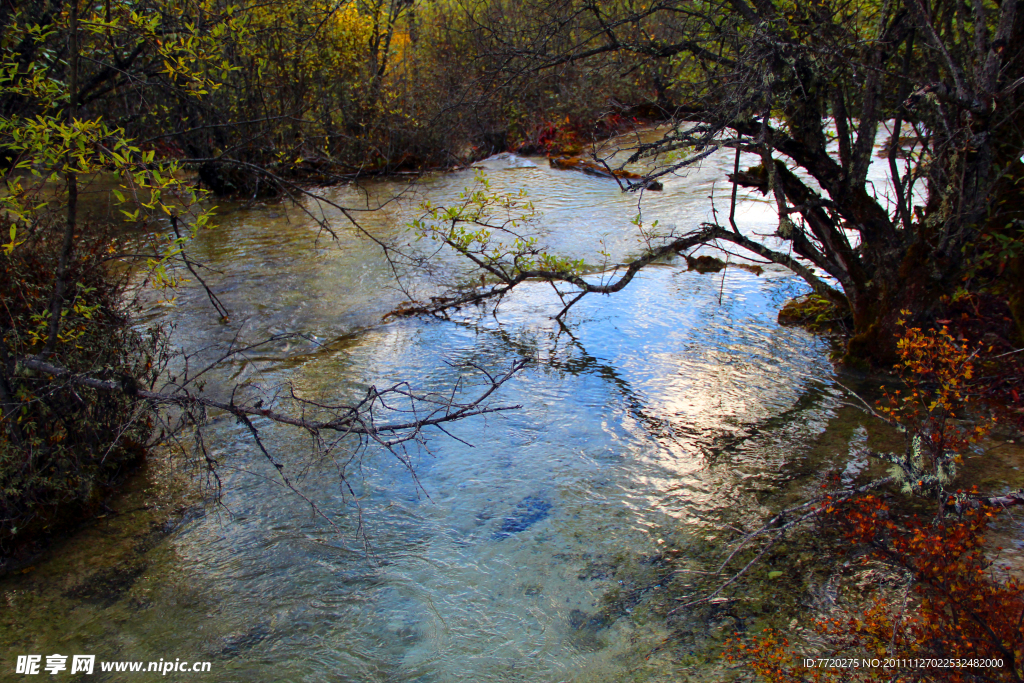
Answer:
2;139;900;681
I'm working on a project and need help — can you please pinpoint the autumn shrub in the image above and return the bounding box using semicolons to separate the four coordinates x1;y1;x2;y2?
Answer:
0;218;162;547
872;316;996;506
841;498;1022;677
729;503;1024;682
726;320;1024;681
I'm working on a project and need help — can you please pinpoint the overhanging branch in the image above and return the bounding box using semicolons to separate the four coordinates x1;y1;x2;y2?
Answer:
17;356;525;446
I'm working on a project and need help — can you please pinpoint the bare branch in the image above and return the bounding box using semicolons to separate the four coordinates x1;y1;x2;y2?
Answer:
16;356;525;444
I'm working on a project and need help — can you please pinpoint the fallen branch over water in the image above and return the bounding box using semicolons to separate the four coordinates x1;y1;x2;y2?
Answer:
17;356;524;447
14;353;524;539
947;490;1024;512
386;226;720;322
549;156;664;191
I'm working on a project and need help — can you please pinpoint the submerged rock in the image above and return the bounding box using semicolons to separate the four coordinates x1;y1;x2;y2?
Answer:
493;495;552;539
217;622;273;657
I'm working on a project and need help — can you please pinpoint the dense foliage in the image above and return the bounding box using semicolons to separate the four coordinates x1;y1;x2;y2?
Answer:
1;0;213;546
0;219;161;543
0;0;662;198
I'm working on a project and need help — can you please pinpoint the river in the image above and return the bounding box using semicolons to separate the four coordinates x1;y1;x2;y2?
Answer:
2;141;892;681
